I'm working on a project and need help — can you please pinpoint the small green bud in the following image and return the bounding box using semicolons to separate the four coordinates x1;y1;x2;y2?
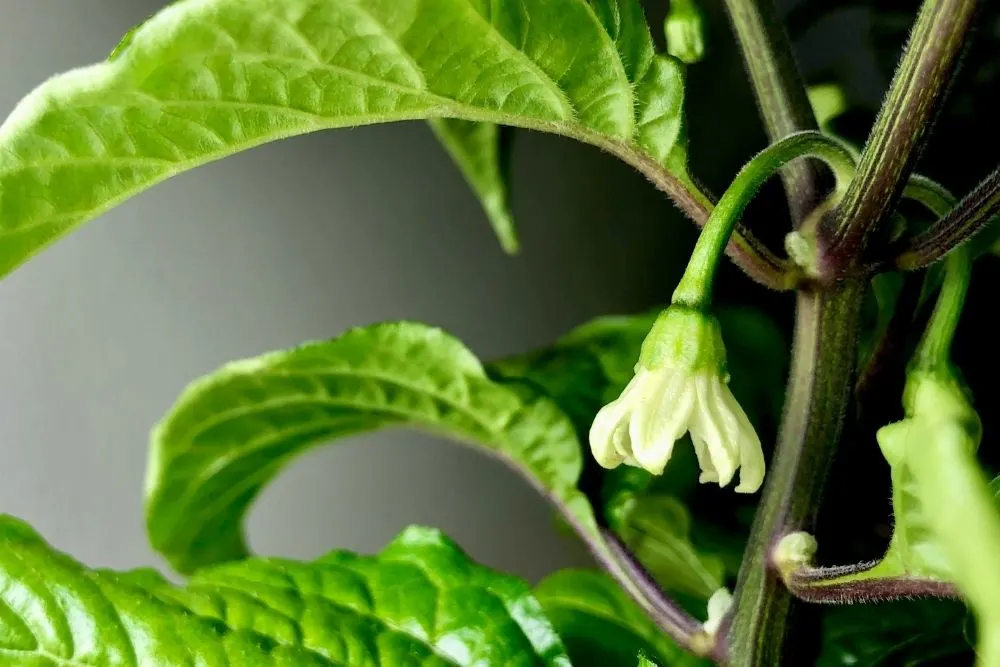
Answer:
665;0;706;65
773;531;818;582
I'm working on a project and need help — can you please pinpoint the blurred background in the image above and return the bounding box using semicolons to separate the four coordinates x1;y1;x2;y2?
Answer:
2;0;991;583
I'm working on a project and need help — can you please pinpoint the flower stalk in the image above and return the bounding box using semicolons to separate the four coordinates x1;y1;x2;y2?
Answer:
590;133;855;496
673;131;856;306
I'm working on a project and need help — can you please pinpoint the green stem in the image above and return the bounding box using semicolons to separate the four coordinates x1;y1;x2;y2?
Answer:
822;0;978;274
912;249;970;371
901;177;970;372
600;140;793;290
672;132;855;308
721;0;823;224
726;282;865;665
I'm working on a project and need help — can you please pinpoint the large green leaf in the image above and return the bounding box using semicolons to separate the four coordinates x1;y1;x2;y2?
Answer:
0;515;572;666
426;0;683;252
145;321;597;573
0;0;693;278
535;570;708;667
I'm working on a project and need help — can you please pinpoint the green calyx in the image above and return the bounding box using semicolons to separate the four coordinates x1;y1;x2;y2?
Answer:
637;305;727;375
902;369;977;426
878;368;980;474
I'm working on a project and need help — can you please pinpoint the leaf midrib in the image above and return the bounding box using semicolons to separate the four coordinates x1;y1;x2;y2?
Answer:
167;364;519;448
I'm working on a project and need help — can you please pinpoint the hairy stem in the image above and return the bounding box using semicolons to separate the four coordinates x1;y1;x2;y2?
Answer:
897;165;1000;269
726;283;864;665
721;0;823;224
786;562;959;603
537;489;707;652
821;0;978;274
601;531;712;655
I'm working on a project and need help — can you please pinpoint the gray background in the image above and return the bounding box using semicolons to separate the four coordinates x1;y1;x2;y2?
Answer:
0;0;703;579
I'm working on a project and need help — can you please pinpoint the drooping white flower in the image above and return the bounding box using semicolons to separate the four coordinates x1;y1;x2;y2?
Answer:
589;306;765;494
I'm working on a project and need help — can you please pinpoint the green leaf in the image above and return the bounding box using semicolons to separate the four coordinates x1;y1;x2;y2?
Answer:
423;0;685;253
807;83;848;132
0;515;572;666
605;484;725;602
428;119;517;253
535;570;708;667
817;599;971;667
0;0;693;279
145;321;596;573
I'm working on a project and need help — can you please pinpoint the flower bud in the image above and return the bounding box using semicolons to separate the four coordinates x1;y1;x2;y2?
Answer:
665;0;706;65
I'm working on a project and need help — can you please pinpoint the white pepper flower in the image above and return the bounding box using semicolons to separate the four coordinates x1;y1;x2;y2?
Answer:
589;306;765;493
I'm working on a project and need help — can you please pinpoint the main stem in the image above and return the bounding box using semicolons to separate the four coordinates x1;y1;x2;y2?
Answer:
726;282;864;665
721;0;822;224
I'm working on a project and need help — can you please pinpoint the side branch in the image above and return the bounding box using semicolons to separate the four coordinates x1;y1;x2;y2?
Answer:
821;0;978;274
896;165;1000;269
785;562;960;603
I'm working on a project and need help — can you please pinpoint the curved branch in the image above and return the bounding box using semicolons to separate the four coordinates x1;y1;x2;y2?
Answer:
603;142;794;291
895;165;1000;269
536;484;709;656
786;562;960;604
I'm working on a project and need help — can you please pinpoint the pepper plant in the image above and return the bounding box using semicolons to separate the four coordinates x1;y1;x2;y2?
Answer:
1;0;999;665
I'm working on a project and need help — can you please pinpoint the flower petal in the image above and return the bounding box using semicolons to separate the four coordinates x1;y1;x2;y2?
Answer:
627;369;672;448
631;372;695;475
589;396;631;469
721;387;766;493
691;432;719;483
690;375;738;487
